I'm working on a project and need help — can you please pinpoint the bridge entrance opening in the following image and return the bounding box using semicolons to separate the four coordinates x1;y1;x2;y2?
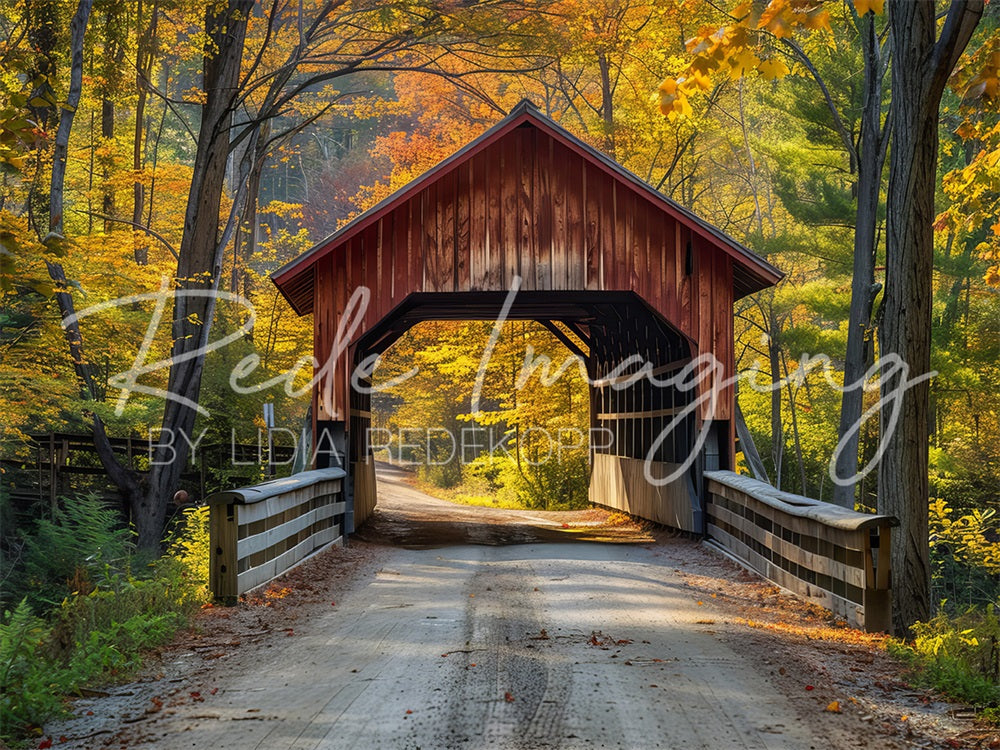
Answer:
342;291;706;539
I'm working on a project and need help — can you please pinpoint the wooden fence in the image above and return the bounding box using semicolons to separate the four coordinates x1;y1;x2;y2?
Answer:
207;468;346;602
1;432;294;510
704;470;897;632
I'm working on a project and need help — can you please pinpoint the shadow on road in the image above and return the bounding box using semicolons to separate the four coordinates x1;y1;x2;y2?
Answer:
353;462;657;549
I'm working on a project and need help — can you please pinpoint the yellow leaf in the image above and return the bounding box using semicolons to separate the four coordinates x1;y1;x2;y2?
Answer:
801;9;831;30
658;78;677;96
757;58;790;81
728;48;760;80
854;0;884;15
690;69;712;92
825;700;842;713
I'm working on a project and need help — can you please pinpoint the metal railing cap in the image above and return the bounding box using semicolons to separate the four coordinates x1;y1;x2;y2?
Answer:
205;467;347;506
704;470;899;531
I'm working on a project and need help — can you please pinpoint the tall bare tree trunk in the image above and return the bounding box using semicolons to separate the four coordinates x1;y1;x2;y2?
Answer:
832;12;886;508
596;50;615;158
880;0;982;635
132;0;158;264
139;0;253;550
768;312;784;490
43;0;146;516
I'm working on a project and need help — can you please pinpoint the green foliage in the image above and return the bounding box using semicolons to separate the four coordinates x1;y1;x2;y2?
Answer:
12;494;133;610
0;496;207;740
167;505;212;600
0;599;71;730
890;606;1000;712
928;498;1000;611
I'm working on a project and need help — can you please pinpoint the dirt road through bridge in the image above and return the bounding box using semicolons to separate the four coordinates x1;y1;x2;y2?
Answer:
46;470;971;749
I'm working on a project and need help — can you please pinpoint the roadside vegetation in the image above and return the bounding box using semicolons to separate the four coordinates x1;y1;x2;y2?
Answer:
885;501;1000;719
0;496;210;741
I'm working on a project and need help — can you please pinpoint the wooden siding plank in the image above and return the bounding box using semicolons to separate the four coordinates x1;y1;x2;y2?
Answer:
422;182;438;291
456;159;471;291
535;130;553;290
501;132;519;287
566;151;585;289
519;127;535;289
438;170;456;291
486;146;502;289
585;162;602;289
470;153;488;290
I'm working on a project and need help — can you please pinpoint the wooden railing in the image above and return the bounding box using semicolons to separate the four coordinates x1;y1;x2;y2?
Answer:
703;471;897;632
207;468;346;602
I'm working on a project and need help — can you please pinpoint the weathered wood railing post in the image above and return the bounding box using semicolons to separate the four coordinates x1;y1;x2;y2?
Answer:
207;467;347;603
703;470;897;632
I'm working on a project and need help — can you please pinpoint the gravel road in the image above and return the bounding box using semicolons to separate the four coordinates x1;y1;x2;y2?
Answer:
44;469;975;749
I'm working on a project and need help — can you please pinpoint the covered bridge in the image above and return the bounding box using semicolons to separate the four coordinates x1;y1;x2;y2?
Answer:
271;99;783;534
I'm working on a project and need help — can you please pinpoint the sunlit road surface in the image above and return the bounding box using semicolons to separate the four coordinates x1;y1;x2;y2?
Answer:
112;471;820;750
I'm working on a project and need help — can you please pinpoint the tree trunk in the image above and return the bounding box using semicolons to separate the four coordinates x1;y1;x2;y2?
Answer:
768;312;784;489
139;0;252;551
880;0;982;635
832;13;885;508
735;399;768;482
132;0;158;264
231;121;269;296
43;0;145;518
48;0;93;237
596;50;615;157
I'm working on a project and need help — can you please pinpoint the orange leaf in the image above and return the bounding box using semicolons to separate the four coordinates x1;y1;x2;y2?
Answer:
825;700;841;713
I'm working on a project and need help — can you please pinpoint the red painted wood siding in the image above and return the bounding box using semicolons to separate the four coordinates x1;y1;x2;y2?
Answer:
313;125;734;421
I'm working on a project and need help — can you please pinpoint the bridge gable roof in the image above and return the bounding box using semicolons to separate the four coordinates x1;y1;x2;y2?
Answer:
272;99;782;315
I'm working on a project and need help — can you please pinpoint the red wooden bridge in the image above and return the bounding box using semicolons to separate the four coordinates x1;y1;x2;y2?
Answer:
208;101;896;632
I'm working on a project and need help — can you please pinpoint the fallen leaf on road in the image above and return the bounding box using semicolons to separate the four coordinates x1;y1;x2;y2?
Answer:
805;685;814;691
38;739;52;749
825;701;841;713
405;710;413;715
504;692;515;702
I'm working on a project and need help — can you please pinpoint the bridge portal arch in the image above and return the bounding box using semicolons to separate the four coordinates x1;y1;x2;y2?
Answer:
272;100;782;534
